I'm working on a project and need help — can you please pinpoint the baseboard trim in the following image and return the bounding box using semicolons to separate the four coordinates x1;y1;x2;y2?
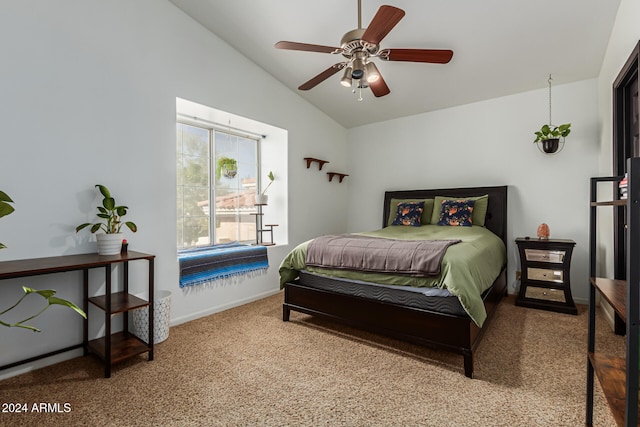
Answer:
171;289;281;326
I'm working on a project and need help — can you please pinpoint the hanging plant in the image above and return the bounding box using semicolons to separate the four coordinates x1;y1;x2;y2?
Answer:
532;75;571;154
533;123;572;142
216;157;238;180
533;123;571;153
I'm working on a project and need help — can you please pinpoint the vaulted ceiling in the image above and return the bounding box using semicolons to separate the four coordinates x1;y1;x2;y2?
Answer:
169;0;621;128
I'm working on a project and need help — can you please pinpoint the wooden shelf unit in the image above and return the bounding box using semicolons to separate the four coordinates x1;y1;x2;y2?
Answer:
0;251;156;378
586;164;640;426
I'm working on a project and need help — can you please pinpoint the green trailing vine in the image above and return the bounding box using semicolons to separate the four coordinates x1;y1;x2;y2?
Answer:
0;286;86;332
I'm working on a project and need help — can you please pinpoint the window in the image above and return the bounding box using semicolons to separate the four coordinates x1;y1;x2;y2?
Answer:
176;123;259;249
176;97;289;249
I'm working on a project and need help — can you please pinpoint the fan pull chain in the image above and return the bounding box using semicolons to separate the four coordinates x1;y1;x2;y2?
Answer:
358;85;363;101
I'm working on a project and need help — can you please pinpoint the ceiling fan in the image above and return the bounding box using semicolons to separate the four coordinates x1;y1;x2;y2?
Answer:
274;0;453;99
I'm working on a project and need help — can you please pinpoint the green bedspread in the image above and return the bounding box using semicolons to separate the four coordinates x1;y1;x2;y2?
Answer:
279;225;506;327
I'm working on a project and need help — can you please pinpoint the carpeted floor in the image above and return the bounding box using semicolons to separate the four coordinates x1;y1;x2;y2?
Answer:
0;293;622;426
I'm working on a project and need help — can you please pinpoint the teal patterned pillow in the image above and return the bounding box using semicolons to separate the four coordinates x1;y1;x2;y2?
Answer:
392;201;425;226
437;199;475;226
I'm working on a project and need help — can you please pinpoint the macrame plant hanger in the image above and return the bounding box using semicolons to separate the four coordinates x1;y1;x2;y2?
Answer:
537;74;565;154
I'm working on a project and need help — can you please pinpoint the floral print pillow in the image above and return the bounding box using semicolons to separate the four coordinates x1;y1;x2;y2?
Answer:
437;199;475;226
391;201;425;227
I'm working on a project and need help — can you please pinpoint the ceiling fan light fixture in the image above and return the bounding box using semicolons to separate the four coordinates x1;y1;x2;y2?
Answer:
365;61;380;83
351;54;366;80
340;66;353;87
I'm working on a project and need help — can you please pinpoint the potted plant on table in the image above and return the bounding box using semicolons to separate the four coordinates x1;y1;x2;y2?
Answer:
255;171;275;205
76;184;137;255
0;190;86;331
533;123;571;154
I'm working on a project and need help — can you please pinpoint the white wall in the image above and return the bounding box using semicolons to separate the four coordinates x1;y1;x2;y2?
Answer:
0;0;348;379
347;79;601;302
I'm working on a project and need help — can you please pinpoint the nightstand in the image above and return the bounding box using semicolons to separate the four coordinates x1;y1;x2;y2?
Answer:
515;238;577;315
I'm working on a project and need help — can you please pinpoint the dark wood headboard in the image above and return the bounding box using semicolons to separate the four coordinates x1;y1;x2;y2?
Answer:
382;186;508;245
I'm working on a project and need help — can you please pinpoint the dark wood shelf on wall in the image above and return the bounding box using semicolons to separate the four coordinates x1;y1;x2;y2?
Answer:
304;157;329;170
327;172;349;183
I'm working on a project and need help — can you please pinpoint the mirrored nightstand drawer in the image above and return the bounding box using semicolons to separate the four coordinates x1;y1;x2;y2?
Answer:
524;249;565;263
527;267;563;283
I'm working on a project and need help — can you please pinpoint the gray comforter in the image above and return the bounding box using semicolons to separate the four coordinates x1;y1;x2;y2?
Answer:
305;234;460;277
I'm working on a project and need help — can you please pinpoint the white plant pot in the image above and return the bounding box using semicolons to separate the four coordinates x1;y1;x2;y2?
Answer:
255;194;268;205
96;233;124;255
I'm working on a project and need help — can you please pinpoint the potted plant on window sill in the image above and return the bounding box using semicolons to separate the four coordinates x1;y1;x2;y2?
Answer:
255;171;274;205
216;157;238;180
76;184;137;255
533;123;571;154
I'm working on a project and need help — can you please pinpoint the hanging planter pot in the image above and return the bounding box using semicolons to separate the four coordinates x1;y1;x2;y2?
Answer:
541;138;560;154
534;124;570;154
216;157;238;181
532;75;571;155
222;167;237;179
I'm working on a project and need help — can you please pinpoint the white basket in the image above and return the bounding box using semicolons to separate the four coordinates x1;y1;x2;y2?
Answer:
130;290;171;344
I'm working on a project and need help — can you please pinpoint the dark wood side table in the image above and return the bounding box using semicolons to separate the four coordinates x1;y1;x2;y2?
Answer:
515;238;577;315
0;251;155;377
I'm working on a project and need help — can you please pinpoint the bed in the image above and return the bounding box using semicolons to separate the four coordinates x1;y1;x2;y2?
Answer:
279;185;508;378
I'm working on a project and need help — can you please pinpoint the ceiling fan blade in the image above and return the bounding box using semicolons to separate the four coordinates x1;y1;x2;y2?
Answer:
361;5;405;45
275;41;340;54
298;63;344;90
384;49;454;64
369;73;390;97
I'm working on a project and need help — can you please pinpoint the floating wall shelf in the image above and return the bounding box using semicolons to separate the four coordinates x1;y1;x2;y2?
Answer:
327;172;349;183
304;157;329;170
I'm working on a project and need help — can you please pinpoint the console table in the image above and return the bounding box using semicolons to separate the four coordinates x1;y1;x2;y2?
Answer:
0;251;155;378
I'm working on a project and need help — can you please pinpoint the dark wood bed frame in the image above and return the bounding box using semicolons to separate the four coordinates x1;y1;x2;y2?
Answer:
282;185;508;378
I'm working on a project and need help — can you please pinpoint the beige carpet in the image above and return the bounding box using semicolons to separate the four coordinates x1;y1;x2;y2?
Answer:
0;293;622;426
